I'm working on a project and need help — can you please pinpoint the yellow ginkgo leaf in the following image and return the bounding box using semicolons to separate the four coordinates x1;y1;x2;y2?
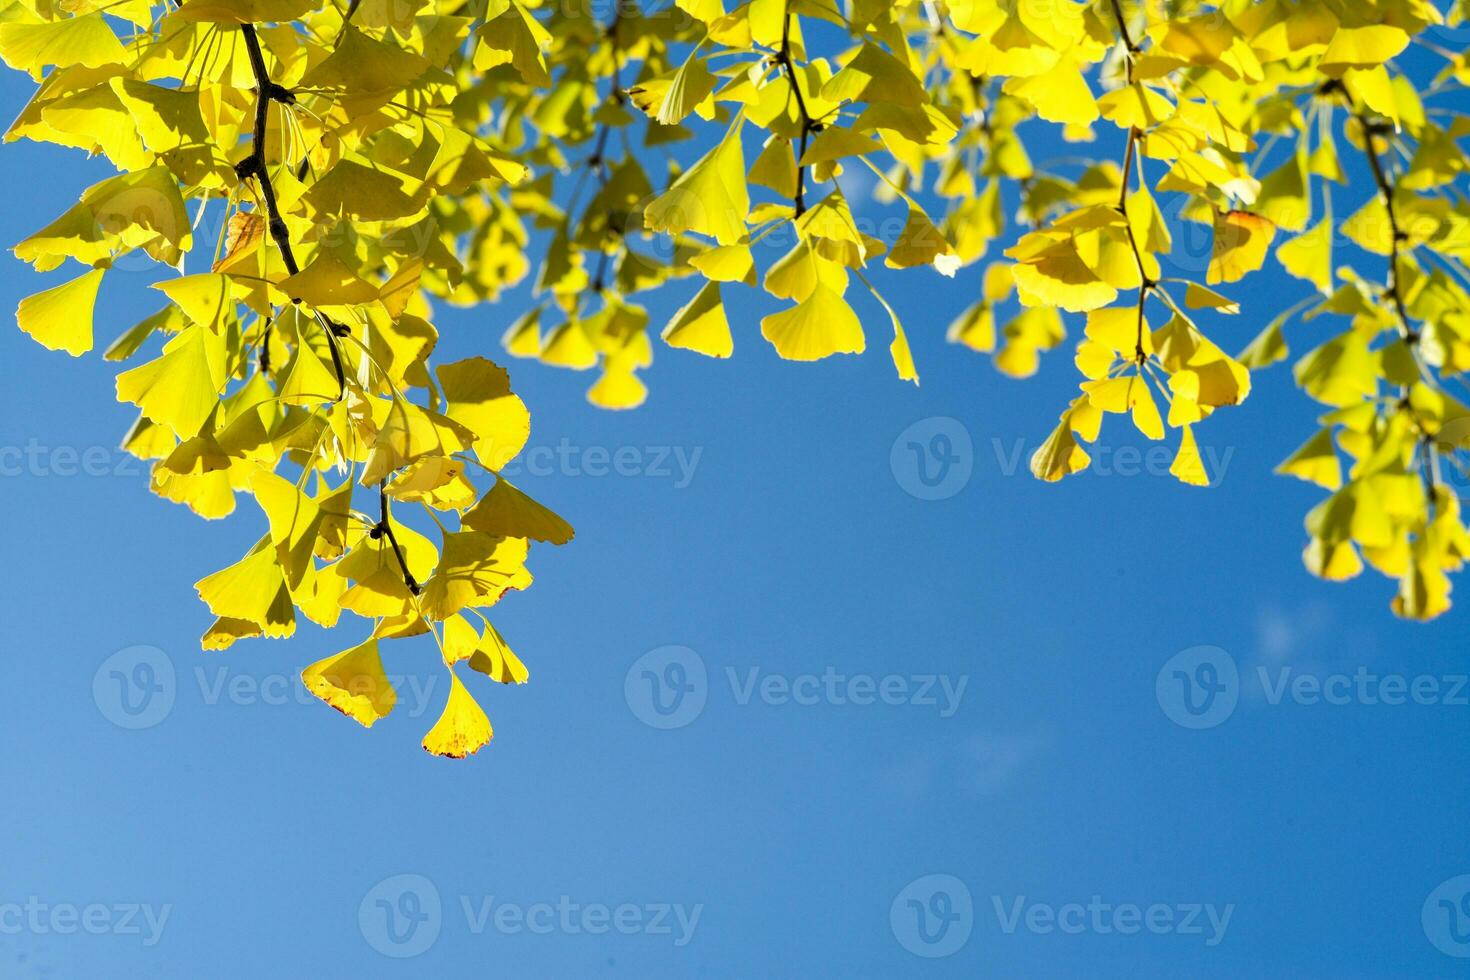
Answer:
175;0;318;22
442;614;481;664
764;241;848;302
151;465;237;521
0;14;126;78
475;0;552;86
360;398;474;487
1010;241;1118;313
1393;547;1453;622
1238;318;1290;370
109;78;209;154
502;307;543;358
422;671;493;759
796;191;867;268
419;530;530;620
194;544;295;638
277;333;342;406
749;138;799;198
587;362;648;410
1084;376;1165;440
540;321;600;370
947;300;996;353
1319;25;1411;78
15;267;104;356
886;203;959;275
760;283;866;361
250;468;323;590
994;307;1065;379
462;477;574;545
301;639;397;728
337;516;438;614
1030;402;1094;482
202;617;263;653
1182;283;1239;315
468;620;529;685
15;166;191;270
1305;538;1364;582
438;357;531;470
662;281;733;358
1170;425;1210;487
1003;58;1098;126
644;52;718;125
1293;331;1378;407
280;253;380;307
689;245;755;285
303;159;422;223
822;42;927;108
645;116;749;247
798;126;883;166
855;272;918;384
1275;218;1333;294
294;561;347;631
1207;209;1275;285
1097;83;1175;131
115;322;228;439
1276;429;1341;491
153;274;234;329
388;458;475;510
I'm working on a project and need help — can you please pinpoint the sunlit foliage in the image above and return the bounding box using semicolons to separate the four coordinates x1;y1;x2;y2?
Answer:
5;0;1470;754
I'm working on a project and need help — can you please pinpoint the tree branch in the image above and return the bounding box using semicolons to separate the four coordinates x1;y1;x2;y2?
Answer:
1353;109;1417;342
1327;85;1441;501
585;12;624;294
1108;0;1139;56
238;23;348;396
779;13;813;217
377;482;421;596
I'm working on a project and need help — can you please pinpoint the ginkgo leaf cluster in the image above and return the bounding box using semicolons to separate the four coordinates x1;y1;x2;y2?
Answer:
4;0;1470;762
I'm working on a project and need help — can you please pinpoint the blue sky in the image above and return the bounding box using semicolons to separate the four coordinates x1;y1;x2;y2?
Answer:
1;38;1469;980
